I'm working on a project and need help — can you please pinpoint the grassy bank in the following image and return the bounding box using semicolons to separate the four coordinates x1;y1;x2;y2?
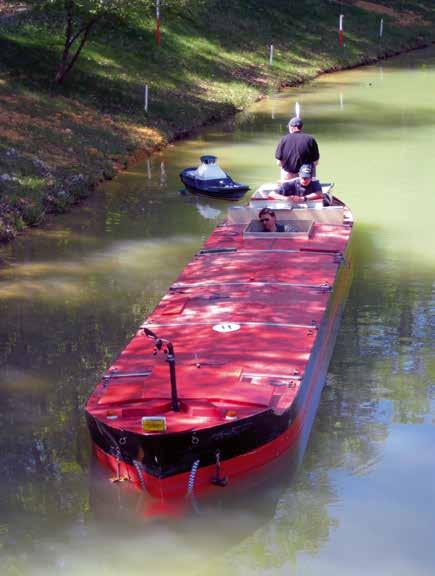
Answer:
0;0;434;242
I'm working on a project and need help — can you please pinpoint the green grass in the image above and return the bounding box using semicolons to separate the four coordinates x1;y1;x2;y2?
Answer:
0;0;434;240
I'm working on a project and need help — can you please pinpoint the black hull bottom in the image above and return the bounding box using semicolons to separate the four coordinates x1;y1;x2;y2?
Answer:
182;184;248;201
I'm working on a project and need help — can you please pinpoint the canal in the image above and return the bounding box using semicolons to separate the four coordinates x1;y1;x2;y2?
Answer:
1;46;434;575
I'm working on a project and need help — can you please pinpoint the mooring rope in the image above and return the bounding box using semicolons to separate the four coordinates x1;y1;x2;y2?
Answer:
133;460;146;491
187;459;200;496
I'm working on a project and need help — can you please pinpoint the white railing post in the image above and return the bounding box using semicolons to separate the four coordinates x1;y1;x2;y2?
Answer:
295;101;300;118
144;84;149;113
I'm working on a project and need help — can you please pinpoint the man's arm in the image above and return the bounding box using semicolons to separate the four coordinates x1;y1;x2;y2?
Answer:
268;180;304;202
269;179;291;200
268;190;289;200
268;191;307;203
302;180;323;201
275;137;284;162
311;138;320;164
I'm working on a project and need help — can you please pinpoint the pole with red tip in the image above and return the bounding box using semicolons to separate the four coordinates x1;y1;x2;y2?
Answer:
156;0;161;46
339;14;344;47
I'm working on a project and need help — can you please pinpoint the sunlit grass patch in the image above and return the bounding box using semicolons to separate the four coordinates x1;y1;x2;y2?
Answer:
202;79;258;108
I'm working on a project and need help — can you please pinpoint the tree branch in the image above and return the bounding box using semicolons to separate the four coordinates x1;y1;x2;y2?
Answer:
56;16;98;84
56;0;74;80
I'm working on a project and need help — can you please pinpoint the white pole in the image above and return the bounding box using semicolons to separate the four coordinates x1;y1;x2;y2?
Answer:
339;92;344;110
379;18;384;38
147;158;151;179
269;44;274;66
144;84;149;112
295;101;300;118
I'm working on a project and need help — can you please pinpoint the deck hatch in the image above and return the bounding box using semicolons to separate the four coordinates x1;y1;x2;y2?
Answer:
160;298;187;315
240;371;301;387
102;370;152;385
243;219;314;239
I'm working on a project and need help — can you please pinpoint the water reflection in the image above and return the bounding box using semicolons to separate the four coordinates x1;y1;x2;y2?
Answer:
1;219;433;574
195;203;222;220
178;190;224;220
339;92;344;110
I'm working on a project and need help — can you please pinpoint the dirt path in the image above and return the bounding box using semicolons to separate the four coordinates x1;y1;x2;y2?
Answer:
0;1;28;20
348;0;430;27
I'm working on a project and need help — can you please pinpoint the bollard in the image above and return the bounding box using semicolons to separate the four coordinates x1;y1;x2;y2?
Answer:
269;44;274;66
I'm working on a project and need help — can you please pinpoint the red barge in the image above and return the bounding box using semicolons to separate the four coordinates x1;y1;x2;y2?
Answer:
85;189;354;500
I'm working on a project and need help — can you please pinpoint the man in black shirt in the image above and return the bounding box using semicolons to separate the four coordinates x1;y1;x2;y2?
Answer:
275;117;320;181
269;164;322;204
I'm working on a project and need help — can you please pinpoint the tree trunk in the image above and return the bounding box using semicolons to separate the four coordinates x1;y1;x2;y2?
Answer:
55;1;98;85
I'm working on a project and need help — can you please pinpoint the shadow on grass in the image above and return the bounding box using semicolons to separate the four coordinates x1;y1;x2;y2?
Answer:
0;33;239;135
0;0;433;135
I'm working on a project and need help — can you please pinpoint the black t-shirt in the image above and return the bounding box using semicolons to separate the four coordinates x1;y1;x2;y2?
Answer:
279;178;322;197
275;132;320;174
262;223;285;232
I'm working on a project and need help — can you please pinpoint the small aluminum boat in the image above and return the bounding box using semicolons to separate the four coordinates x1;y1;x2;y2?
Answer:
249;180;334;209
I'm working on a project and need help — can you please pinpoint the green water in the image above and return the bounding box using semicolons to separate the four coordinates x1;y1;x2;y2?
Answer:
1;47;434;575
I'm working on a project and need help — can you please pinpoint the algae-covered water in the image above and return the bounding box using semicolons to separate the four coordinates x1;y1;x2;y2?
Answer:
1;46;434;576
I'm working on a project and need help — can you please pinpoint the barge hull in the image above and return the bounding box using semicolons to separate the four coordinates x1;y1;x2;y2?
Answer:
86;199;354;499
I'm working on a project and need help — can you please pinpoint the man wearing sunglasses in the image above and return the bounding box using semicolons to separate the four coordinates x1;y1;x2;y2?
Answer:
258;207;285;232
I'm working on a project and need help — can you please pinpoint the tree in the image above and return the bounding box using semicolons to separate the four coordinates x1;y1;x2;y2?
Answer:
34;0;189;84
